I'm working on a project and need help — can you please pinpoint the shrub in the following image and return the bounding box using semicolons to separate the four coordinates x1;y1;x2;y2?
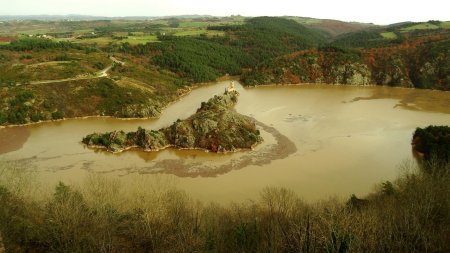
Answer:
51;111;64;120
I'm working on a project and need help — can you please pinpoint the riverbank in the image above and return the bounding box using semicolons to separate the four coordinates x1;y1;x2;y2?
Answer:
3;77;449;129
243;81;450;92
0;76;236;129
0;84;194;129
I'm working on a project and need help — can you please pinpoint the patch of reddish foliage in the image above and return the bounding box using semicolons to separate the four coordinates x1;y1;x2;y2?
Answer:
0;36;16;42
284;71;300;84
210;143;218;152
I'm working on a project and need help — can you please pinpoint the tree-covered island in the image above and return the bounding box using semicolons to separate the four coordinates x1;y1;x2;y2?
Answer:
82;88;263;153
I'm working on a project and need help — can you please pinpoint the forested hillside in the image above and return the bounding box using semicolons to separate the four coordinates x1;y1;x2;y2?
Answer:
239;20;450;90
116;17;449;89
241;38;449;90
0;17;449;126
117;17;326;83
147;36;249;82
213;16;325;62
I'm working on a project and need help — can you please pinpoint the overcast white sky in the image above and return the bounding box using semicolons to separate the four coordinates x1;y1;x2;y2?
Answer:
0;0;449;25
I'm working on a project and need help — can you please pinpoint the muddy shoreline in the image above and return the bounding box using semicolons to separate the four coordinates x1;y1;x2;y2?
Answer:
104;119;297;177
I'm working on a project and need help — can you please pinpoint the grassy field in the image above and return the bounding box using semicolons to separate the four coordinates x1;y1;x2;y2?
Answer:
173;29;225;37
147;19;169;26
0;48;111;87
111;32;129;37
179;21;210;28
0;18;237;44
401;22;440;31
380;31;398;39
72;28;95;34
288;16;322;24
121;35;159;44
71;37;115;45
55;35;158;46
60;30;224;45
70;35;158;45
441;21;450;28
178;18;245;28
16;29;53;35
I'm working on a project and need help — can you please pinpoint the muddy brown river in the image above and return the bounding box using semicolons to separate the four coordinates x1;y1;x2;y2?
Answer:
1;82;449;203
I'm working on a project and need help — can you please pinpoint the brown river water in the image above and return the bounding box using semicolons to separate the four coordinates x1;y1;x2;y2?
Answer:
1;82;449;203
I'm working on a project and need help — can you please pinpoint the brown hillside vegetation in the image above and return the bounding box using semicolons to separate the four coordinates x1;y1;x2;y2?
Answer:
0;37;16;42
306;19;376;37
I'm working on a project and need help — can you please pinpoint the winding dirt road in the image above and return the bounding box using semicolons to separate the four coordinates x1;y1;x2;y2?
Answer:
26;56;125;85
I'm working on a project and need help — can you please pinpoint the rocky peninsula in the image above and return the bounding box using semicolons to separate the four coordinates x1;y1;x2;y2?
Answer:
82;90;263;153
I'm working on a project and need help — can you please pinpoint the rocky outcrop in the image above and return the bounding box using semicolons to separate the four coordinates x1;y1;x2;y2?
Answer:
119;104;162;118
242;55;373;86
330;63;372;85
241;41;449;90
82;91;263;153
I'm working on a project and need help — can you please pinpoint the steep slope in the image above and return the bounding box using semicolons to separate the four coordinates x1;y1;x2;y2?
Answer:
241;38;450;90
0;40;189;126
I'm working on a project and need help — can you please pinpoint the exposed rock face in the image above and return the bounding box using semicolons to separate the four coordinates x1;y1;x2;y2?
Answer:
82;91;263;153
331;63;371;85
241;42;449;90
119;104;162;118
243;58;373;86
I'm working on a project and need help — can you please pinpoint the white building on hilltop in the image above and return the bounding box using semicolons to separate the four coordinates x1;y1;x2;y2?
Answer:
225;81;236;93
